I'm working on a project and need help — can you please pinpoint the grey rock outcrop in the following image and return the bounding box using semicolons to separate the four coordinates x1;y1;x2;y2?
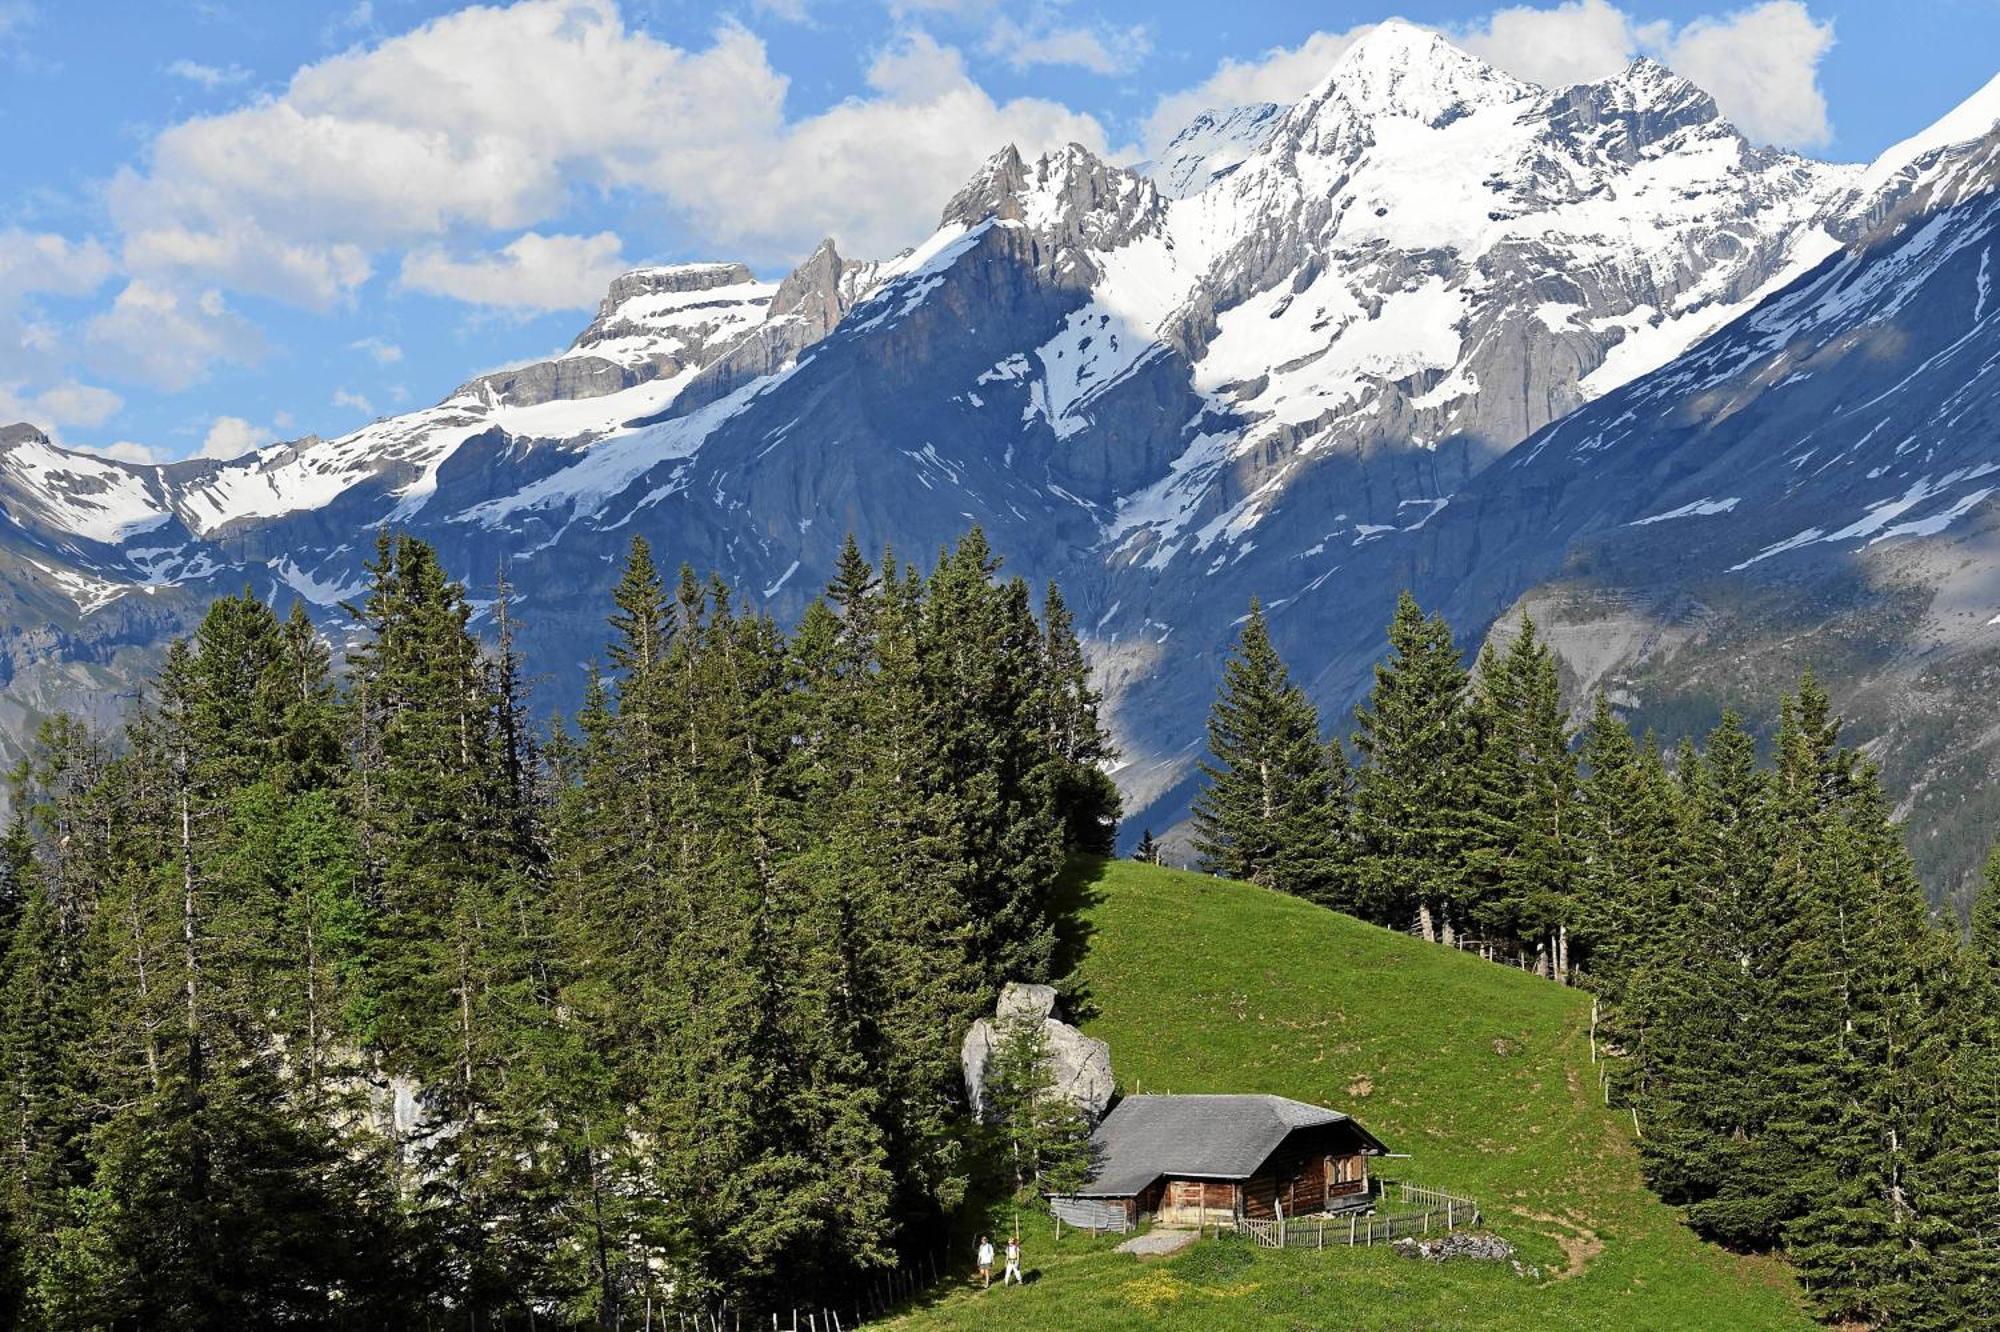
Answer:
961;982;1114;1123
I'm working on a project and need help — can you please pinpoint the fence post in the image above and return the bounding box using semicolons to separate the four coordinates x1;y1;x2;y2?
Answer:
1447;1200;1453;1229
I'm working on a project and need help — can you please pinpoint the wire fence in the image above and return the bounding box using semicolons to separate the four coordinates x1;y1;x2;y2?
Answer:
652;1248;946;1332
1240;1181;1482;1251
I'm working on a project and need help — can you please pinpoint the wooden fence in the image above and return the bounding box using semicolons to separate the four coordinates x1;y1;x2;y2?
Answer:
644;1248;944;1332
1239;1182;1481;1251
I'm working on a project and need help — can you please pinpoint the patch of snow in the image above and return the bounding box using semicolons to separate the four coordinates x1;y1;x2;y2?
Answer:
761;560;801;598
456;370;793;527
271;555;370;606
1;436;173;543
1854;72;2000;197
1632;496;1741;525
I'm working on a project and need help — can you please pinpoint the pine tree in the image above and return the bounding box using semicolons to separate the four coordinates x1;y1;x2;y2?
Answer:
915;532;1066;988
1462;618;1579;967
1913;860;2000;1328
1037;583;1121;856
1134;830;1160;865
1191;599;1347;903
984;1014;1093;1195
1572;698;1683;991
1624;711;1771;1210
1351;591;1473;937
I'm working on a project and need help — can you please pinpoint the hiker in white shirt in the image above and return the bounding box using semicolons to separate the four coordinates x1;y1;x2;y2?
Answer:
1003;1236;1023;1285
976;1235;995;1288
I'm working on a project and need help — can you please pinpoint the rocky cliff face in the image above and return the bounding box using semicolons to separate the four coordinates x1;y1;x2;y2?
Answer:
1;28;1997;898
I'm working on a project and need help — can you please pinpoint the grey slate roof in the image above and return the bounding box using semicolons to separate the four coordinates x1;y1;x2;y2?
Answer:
1067;1094;1387;1199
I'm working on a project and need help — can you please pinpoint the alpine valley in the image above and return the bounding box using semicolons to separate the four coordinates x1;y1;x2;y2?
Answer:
7;21;2000;900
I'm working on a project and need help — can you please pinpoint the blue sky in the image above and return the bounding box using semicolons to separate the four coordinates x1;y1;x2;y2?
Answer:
0;0;1993;462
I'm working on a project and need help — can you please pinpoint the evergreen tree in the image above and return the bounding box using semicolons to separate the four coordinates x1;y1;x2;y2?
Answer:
1191;599;1346;903
1572;698;1683;991
915;532;1066;988
984;1015;1093;1195
1625;712;1771;1210
1462;618;1579;967
1351;591;1473;936
1037;583;1121;856
1914;861;2000;1328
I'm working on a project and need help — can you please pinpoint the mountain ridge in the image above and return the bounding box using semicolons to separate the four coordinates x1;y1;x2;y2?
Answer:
3;30;1999;895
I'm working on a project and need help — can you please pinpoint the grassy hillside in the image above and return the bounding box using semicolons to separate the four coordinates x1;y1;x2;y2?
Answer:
894;858;1807;1331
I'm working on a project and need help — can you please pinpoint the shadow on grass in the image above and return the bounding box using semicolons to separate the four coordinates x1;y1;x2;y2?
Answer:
1051;856;1111;1023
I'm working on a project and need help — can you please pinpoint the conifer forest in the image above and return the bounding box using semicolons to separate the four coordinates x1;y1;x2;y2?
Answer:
1194;593;2000;1329
2;530;1997;1329
0;530;1115;1328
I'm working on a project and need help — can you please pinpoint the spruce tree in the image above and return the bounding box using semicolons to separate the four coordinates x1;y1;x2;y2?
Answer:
1191;599;1346;902
1351;591;1473;936
1572;698;1682;991
1134;830;1160;865
1462;618;1579;966
1037;583;1121;857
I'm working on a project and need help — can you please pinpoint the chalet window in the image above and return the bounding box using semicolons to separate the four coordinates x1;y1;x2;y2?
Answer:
1330;1154;1364;1184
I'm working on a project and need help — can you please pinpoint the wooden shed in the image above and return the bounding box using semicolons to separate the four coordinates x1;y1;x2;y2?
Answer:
1049;1093;1387;1229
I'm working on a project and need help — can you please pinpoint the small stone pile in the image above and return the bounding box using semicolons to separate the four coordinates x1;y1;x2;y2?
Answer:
1390;1232;1516;1264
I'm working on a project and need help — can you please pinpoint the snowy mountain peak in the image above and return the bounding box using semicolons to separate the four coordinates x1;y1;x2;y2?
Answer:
1315;20;1528;127
1142;103;1284;199
1602;57;1718;122
1537;57;1726;163
941;144;1031;226
0;423;173;545
0;422;50;452
942;142;1161;254
1855;71;2000;197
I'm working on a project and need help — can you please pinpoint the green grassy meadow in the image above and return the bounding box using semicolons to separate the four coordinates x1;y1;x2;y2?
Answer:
892;858;1807;1331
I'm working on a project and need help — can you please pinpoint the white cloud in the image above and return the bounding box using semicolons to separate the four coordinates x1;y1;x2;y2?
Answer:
984;13;1150;75
198;414;270;459
1661;2;1834;149
87;440;163;465
1452;0;1640;88
110;0;1113;313
1144;1;1835;153
701;32;1108;257
84;281;262;391
1143;27;1367;153
350;335;402;363
30;381;123;428
166;58;252;89
331;388;375;415
120;222;371;309
400;230;627;313
0;381;124;437
0;229;115;302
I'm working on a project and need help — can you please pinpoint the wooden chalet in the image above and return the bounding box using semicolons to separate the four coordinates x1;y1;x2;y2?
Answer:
1049;1093;1387;1230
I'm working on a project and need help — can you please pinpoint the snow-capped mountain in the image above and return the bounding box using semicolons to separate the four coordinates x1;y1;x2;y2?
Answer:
1140;103;1283;199
1236;81;2000;898
3;23;1998;893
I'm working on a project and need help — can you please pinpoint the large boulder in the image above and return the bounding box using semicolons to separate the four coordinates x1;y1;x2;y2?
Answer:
961;984;1114;1123
996;981;1057;1024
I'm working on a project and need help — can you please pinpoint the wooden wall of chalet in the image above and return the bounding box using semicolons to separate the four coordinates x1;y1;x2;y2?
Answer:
1156;1178;1240;1227
1243;1122;1373;1221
